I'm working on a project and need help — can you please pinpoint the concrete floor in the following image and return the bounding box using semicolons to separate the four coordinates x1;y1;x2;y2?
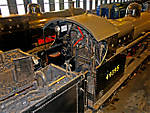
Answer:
101;61;150;113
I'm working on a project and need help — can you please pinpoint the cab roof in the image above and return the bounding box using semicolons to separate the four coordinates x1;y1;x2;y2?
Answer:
66;14;119;41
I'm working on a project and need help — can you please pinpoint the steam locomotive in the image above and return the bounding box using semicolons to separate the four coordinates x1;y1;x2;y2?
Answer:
0;4;85;52
0;2;150;113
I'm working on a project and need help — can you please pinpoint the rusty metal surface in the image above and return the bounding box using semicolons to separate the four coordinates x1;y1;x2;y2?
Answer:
0;50;84;113
0;49;35;101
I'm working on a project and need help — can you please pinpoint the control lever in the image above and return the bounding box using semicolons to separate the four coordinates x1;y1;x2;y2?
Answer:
64;59;72;77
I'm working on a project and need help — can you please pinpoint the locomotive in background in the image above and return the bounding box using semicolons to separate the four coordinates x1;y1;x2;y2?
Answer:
0;3;85;52
96;0;150;19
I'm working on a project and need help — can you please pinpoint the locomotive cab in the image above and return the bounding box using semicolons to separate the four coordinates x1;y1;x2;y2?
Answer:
30;14;119;72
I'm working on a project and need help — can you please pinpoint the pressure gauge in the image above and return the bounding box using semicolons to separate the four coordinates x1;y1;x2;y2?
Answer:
55;26;60;33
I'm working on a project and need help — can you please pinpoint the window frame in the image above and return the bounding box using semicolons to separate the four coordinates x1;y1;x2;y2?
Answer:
16;0;25;15
0;0;10;17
